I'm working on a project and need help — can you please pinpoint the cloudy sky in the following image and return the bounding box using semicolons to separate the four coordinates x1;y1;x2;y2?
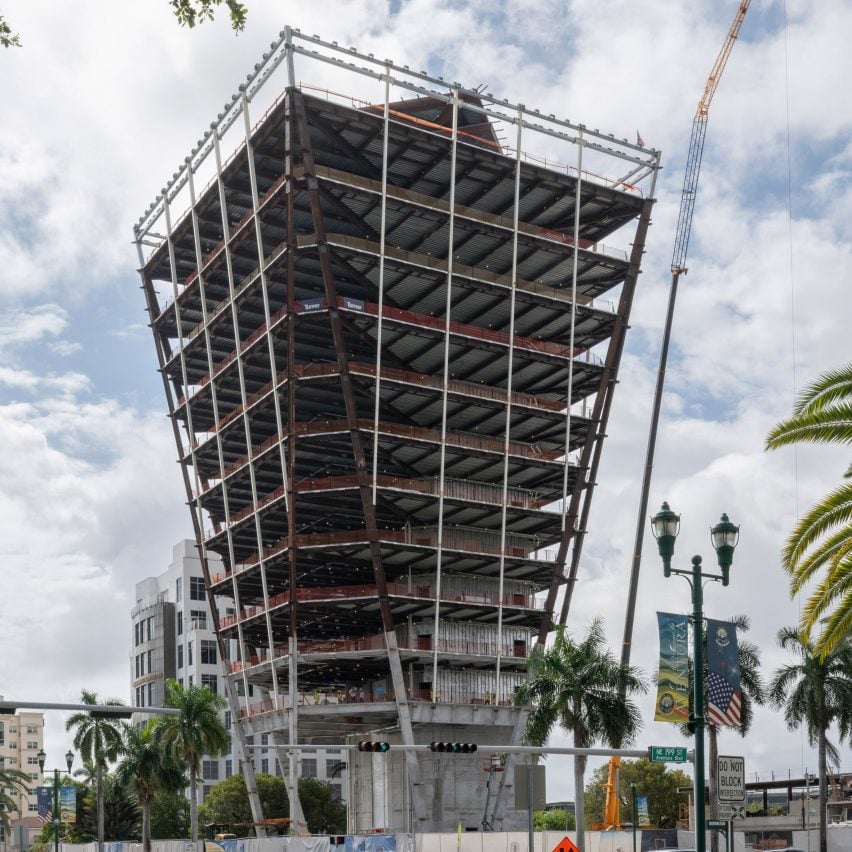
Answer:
1;0;850;805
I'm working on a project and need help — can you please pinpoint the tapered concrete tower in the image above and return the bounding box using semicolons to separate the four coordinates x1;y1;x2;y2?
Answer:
134;27;660;833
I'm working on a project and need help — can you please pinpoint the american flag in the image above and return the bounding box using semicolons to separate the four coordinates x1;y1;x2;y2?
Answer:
708;670;742;727
706;618;743;727
36;787;52;824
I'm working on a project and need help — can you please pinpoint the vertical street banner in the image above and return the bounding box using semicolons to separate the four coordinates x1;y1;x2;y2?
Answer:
36;787;52;823
60;786;77;824
637;795;650;826
655;612;689;723
706;619;742;727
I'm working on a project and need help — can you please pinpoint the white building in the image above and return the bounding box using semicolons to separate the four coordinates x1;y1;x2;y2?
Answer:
131;540;346;802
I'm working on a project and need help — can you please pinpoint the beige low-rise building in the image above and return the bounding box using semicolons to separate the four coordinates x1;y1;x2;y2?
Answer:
0;696;45;846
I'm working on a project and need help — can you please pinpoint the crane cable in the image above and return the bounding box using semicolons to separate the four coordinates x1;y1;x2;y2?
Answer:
620;1;751;672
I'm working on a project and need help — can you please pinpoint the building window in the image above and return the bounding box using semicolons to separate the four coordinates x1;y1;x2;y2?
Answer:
329;784;342;802
327;759;344;777
261;758;269;774
177;644;183;669
190;576;205;601
191;609;207;630
188;675;193;686
28;803;38;812
201;640;217;665
177;613;183;636
225;759;232;779
187;641;193;666
26;726;38;736
147;649;155;673
134;622;140;647
202;760;219;781
29;772;39;780
201;674;217;694
224;711;231;730
301;759;317;778
176;577;182;602
148;682;154;706
147;616;154;641
27;757;39;766
26;741;38;750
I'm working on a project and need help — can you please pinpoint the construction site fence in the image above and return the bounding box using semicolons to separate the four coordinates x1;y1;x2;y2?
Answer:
36;826;852;852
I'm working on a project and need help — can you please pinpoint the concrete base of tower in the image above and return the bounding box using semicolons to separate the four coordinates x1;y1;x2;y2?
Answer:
348;716;531;835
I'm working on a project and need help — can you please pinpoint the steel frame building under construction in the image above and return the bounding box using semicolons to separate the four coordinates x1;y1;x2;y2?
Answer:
134;27;660;834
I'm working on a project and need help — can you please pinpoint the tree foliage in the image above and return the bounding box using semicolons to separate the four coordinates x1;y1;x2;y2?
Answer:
765;363;852;658
199;774;346;836
298;777;347;835
150;789;190;839
584;759;690;829
0;765;31;829
0;2;248;49
170;0;248;31
770;627;852;852
199;772;286;835
533;809;576;831
0;14;19;47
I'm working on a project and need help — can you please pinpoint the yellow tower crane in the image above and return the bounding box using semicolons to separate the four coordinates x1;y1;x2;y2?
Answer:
598;2;752;831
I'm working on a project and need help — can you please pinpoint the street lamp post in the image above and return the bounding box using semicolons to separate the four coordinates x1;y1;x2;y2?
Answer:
36;749;74;852
651;502;739;852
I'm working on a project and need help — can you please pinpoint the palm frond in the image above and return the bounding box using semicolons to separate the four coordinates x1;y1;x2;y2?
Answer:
782;481;852;570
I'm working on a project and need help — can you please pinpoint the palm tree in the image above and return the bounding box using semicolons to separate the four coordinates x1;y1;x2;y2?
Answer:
514;618;646;852
765;363;852;658
73;760;98;789
0;764;31;832
769;626;852;852
115;722;187;852
152;680;229;844
65;690;126;852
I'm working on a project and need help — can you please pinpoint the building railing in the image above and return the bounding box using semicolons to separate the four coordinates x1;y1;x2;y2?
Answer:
175;294;602;409
228;632;530;672
218;581;542;628
208;526;554;587
237;688;517;718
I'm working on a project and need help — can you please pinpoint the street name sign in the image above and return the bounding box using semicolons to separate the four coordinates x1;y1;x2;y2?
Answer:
717;755;745;802
649;746;688;763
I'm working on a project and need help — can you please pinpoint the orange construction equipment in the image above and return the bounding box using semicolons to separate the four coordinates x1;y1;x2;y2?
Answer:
591;756;623;830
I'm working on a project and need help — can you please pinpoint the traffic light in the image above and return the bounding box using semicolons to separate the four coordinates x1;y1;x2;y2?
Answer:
429;742;477;753
357;741;390;752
